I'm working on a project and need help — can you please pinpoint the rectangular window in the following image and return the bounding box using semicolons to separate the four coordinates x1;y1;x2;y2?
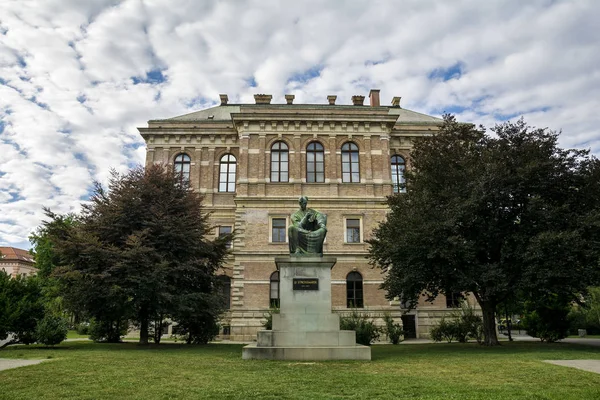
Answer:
271;218;287;243
219;226;232;249
346;219;361;243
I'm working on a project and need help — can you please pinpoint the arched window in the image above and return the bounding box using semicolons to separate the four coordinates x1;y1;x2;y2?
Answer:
218;275;231;310
391;155;406;193
341;142;360;183
219;154;236;192
306;142;325;183
270;271;280;308
174;153;191;183
346;271;364;308
271;141;289;182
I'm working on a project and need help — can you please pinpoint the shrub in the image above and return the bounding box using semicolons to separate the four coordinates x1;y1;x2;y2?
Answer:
89;318;128;343
430;317;458;343
76;322;90;335
36;315;68;346
339;311;380;346
524;306;570;343
262;308;279;330
430;302;483;344
382;314;404;344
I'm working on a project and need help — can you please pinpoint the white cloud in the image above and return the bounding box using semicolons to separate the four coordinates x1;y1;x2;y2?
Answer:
1;0;599;248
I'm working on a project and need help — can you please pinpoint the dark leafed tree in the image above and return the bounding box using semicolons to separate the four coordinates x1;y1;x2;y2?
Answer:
368;115;600;346
47;164;230;344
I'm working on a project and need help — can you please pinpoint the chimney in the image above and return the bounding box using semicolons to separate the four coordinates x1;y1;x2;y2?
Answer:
254;94;272;104
327;95;337;105
369;89;380;107
351;95;365;106
219;94;228;105
391;96;401;107
285;94;295;104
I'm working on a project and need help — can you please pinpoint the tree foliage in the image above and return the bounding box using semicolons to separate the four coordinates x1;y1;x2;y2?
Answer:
44;164;230;344
0;271;45;348
369;115;600;345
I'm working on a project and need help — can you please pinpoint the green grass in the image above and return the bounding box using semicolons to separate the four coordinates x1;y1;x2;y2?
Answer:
1;342;600;399
66;330;89;340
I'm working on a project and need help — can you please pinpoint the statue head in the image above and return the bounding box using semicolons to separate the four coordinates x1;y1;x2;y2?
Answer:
299;196;308;211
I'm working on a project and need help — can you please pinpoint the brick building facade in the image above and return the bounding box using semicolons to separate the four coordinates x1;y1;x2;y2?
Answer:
139;90;472;340
0;247;37;277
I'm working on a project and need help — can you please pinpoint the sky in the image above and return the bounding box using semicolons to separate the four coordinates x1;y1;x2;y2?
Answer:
1;0;599;250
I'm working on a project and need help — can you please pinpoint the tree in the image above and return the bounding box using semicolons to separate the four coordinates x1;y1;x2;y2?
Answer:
369;116;600;346
45;164;230;344
0;271;45;348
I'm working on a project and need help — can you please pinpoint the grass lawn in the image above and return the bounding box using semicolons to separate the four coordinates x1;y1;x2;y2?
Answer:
66;330;89;340
1;341;600;400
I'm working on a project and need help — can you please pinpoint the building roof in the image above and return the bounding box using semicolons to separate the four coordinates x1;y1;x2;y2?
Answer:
152;104;443;125
0;247;35;264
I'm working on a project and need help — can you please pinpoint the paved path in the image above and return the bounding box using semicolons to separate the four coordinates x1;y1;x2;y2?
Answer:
544;360;600;374
0;359;46;371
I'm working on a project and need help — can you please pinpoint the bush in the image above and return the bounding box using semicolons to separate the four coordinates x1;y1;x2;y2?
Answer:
89;318;128;343
430;317;458;343
76;322;90;335
524;307;569;342
339;311;380;346
262;308;279;330
430;302;483;344
36;315;68;346
382;314;404;344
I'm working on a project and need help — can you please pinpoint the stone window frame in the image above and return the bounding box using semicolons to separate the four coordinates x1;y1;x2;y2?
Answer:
346;271;364;308
269;215;289;243
341;141;360;183
343;215;363;244
218;153;237;193
217;275;231;310
269;271;280;308
270;141;289;183
391;154;406;193
218;225;233;249
173;152;191;184
306;141;325;183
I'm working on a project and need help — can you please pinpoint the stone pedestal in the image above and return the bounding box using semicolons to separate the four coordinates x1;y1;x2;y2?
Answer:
242;256;371;360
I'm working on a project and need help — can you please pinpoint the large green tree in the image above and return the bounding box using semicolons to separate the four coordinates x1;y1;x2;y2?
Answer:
369;116;600;345
45;164;230;344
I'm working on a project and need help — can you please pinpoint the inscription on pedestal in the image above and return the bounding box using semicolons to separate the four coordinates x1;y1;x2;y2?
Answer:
293;278;319;290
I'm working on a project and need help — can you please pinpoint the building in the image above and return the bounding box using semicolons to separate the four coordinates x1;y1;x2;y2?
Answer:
0;246;37;277
138;90;469;340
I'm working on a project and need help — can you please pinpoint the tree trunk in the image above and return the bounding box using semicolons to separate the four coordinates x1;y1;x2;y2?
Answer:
154;315;163;344
505;307;513;341
139;306;149;345
480;301;500;346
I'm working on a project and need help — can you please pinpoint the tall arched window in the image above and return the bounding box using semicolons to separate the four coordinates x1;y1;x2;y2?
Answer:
219;154;236;192
306;142;325;183
174;153;191;183
341;142;360;183
270;271;280;308
391;155;406;193
271;141;289;182
346;271;364;308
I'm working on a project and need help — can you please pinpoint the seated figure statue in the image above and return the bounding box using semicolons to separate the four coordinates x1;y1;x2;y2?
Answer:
288;196;327;256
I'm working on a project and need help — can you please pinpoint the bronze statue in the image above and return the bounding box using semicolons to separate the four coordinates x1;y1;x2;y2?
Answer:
288;196;327;256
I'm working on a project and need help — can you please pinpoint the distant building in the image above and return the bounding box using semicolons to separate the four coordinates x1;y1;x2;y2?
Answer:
0;247;37;277
138;90;474;340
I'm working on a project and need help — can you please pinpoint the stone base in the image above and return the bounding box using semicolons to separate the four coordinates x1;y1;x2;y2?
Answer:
242;256;371;361
242;343;371;361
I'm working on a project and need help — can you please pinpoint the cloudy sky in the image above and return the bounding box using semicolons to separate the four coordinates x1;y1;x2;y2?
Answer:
1;0;599;250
